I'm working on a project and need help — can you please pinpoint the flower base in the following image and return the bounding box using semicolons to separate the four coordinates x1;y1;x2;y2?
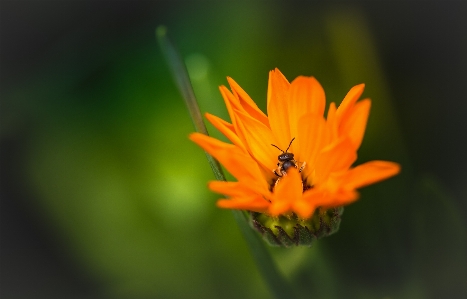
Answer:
249;207;344;247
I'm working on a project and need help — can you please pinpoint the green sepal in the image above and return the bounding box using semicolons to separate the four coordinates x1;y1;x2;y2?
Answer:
250;207;344;247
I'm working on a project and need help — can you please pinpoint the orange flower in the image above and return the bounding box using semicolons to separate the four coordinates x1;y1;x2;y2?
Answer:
190;68;400;219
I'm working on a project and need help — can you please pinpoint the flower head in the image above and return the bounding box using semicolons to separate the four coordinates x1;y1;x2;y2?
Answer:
190;68;400;221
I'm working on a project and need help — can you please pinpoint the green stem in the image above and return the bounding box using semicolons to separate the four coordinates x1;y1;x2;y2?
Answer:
232;210;298;299
156;26;298;299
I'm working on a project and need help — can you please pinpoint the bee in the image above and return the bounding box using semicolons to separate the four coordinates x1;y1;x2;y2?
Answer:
271;137;306;177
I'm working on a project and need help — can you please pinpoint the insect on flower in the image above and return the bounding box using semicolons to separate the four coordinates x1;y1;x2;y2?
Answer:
190;68;401;231
271;137;306;177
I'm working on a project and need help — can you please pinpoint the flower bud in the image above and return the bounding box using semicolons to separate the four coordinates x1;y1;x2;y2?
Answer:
250;207;344;247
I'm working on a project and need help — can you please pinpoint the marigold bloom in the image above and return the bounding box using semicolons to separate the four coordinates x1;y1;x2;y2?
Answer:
190;68;400;220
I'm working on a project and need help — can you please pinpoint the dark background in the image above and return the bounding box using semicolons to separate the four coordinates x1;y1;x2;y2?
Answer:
1;1;466;298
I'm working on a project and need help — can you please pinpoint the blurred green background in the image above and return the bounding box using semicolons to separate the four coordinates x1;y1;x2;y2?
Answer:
1;1;467;298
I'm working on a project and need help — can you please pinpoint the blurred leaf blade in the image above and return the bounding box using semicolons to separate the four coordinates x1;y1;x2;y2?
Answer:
410;175;467;298
156;26;225;182
156;26;298;299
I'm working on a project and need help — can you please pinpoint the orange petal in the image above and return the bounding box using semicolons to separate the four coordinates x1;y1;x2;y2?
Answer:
314;138;357;184
343;160;401;189
209;180;272;201
297;189;330;219
292;199;317;219
327;102;337;121
217;195;270;213
234;109;278;173
227;77;269;127
325;102;338;145
209;181;250;197
219;86;241;124
205;112;247;152
335;83;365;125
269;167;302;216
189;133;269;191
288;76;326;147
339;99;371;150
316;189;360;209
219;86;249;147
296;113;327;175
267;68;292;148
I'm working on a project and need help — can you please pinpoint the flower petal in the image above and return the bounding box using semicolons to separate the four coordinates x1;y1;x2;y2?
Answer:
209;181;251;197
219;86;242;128
269;167;302;216
209;180;272;200
343;160;401;189
335;83;365;126
297;189;329;218
296;113;327;177
316;189;360;209
189;133;269;191
227;77;269;127
267;68;292;148
314;138;357;185
293;200;316;219
234;109;278;174
205;112;247;151
288;76;326;149
339;99;371;150
219;86;250;148
325;102;338;145
217;195;270;213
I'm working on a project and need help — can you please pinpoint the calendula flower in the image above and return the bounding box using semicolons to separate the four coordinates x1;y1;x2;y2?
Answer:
190;68;400;245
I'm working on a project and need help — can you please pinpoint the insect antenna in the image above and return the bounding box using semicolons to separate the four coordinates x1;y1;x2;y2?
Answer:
271;143;284;153
285;137;295;153
271;137;296;153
